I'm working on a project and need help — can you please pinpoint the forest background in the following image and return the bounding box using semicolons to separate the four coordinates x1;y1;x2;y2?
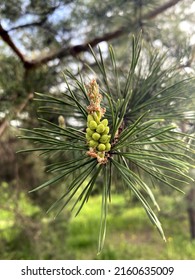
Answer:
0;0;195;259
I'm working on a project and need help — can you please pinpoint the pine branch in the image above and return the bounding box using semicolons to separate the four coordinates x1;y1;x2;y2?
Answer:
7;18;47;32
0;0;183;70
29;28;124;67
0;23;26;64
18;37;195;252
25;3;61;17
143;0;182;20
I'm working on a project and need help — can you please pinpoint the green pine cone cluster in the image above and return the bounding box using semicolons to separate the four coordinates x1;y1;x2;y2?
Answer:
86;113;111;156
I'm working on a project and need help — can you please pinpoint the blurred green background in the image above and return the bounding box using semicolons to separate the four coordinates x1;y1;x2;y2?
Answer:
0;0;195;259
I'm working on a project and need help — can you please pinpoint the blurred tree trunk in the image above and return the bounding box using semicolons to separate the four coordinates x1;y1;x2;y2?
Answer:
180;121;195;239
187;188;195;239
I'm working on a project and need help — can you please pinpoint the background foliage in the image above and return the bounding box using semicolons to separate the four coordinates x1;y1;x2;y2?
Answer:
0;0;195;259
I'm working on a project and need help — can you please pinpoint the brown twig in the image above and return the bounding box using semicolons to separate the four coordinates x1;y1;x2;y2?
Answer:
142;0;182;20
7;18;47;32
0;23;26;64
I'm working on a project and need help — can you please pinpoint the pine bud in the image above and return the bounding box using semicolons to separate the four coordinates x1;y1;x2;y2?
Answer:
101;119;108;127
98;143;106;151
98;152;105;158
93;112;100;124
58;115;66;128
86;80;111;163
105;143;111;152
89;140;99;148
96;111;101;119
87;114;94;122
89;120;98;130
99;135;110;143
92;132;101;141
96;123;105;133
86;134;92;141
86;128;94;136
102;126;110;135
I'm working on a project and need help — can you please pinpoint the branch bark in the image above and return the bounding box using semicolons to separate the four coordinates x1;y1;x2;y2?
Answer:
7;18;47;32
0;0;183;70
142;0;182;20
30;27;124;67
0;23;26;64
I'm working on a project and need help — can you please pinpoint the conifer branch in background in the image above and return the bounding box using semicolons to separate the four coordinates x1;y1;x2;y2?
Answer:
0;0;183;70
